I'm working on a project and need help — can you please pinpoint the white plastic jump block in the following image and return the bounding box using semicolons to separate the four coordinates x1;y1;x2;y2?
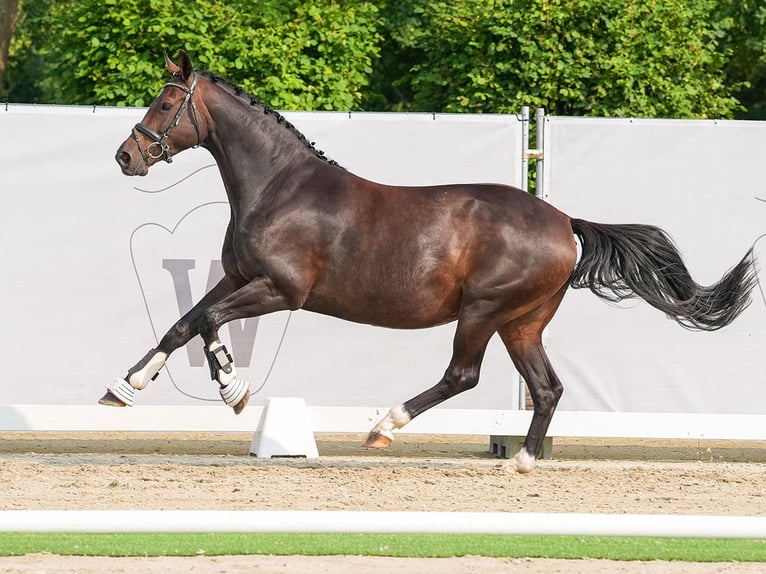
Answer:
249;397;319;459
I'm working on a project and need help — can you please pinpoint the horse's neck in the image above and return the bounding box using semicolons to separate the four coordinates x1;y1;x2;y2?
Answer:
204;99;314;211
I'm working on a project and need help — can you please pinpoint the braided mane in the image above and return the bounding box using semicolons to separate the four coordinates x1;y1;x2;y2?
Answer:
200;71;340;167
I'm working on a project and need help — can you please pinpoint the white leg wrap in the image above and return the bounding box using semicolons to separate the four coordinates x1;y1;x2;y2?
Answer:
106;378;135;407
217;368;237;386
128;351;168;390
371;404;412;436
219;378;249;407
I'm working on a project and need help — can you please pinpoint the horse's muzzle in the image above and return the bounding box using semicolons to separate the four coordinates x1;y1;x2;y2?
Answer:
115;145;148;176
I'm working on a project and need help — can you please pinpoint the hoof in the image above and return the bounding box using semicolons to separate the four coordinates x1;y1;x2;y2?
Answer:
232;389;250;415
101;378;135;406
500;449;537;474
98;389;127;407
363;430;393;449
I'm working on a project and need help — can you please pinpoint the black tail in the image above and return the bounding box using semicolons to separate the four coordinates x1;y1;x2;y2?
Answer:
569;218;758;331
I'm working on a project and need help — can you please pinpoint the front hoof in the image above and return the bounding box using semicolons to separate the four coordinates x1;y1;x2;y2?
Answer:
99;378;135;407
363;430;393;449
98;389;127;407
232;389;250;415
220;378;249;413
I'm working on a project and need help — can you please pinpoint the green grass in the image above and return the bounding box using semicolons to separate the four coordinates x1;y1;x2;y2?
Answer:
0;533;765;562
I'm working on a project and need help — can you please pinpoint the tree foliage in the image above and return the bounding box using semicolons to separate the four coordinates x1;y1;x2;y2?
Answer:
6;0;766;119
714;0;766;119
368;0;740;118
9;0;381;109
0;0;20;98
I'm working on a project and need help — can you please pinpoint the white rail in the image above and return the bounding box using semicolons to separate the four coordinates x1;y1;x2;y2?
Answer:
2;405;765;441
1;510;765;538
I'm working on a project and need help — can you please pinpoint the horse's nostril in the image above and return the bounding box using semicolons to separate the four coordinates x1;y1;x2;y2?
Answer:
118;150;131;166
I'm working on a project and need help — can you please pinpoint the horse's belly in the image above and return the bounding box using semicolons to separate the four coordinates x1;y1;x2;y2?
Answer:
303;284;460;329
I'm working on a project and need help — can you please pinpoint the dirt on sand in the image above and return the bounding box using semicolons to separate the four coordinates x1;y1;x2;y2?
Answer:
1;432;765;573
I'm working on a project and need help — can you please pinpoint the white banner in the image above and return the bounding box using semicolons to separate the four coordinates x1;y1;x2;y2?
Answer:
544;117;766;413
0;106;523;409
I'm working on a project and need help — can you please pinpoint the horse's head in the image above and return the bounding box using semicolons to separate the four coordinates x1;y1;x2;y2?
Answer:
116;51;207;176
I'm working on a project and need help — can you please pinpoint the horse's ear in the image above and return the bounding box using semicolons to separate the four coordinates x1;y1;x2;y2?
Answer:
178;50;194;82
164;51;180;76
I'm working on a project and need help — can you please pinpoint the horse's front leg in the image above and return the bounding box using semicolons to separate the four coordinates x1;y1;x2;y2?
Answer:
196;275;298;414
99;276;245;408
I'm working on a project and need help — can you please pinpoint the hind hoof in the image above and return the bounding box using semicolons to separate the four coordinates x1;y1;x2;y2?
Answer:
232;389;250;415
363;430;393;449
98;390;127;407
500;449;537;474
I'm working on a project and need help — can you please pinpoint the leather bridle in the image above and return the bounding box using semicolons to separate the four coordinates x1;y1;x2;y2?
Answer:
132;73;201;165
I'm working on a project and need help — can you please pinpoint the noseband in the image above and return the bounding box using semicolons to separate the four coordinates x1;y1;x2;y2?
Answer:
132;73;201;164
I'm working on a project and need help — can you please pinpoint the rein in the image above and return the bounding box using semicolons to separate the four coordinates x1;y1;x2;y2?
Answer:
132;73;201;165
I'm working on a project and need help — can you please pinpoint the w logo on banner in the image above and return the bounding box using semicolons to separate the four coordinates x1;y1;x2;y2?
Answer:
161;258;259;368
130;202;288;403
162;259;258;367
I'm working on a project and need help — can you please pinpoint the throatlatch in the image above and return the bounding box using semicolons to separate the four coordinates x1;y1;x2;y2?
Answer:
204;342;250;409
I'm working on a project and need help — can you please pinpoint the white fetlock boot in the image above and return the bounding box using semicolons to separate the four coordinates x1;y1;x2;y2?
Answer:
101;349;168;407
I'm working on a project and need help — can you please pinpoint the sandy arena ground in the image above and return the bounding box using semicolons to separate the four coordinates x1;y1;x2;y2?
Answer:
1;432;765;573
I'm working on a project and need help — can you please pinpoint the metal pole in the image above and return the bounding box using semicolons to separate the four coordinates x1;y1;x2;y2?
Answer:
520;106;529;192
533;108;551;403
535;108;546;200
517;106;530;410
517;108;546;410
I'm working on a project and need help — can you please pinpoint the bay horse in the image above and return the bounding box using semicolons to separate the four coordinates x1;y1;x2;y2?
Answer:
101;51;757;473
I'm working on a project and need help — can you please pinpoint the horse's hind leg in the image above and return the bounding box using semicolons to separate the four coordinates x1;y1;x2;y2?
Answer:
364;315;496;448
496;289;568;473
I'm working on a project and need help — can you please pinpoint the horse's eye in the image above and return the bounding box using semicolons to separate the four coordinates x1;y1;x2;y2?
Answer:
161;102;172;111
